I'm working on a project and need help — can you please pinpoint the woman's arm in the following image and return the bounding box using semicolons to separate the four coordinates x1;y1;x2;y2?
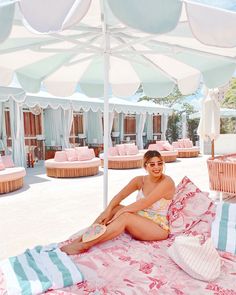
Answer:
106;176;141;211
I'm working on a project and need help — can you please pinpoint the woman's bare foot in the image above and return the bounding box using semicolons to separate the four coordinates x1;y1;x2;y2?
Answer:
60;241;88;255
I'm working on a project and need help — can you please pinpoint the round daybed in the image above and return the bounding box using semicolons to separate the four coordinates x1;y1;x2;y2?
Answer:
0;167;26;194
175;147;200;158
45;158;101;178
172;139;200;158
100;153;143;169
139;149;178;163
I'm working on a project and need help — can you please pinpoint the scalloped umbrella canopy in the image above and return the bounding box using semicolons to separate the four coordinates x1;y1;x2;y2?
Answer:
0;0;236;205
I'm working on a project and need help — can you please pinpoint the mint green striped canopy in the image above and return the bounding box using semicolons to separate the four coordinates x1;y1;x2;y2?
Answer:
0;0;235;98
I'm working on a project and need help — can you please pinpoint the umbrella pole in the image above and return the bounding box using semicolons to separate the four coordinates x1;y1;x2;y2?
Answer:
211;139;215;159
102;8;110;209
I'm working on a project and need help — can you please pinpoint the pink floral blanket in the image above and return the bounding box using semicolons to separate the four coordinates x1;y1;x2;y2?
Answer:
1;234;235;295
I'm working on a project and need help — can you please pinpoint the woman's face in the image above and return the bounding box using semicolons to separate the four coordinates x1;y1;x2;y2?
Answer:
145;156;164;178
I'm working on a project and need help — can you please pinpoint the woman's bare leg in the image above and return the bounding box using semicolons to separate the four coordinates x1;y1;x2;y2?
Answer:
65;205;125;244
61;212;168;255
93;204;124;224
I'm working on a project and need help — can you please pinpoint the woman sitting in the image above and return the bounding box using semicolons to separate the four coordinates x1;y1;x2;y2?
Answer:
61;150;175;255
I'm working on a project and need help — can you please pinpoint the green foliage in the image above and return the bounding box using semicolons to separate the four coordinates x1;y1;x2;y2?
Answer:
139;86;200;142
166;112;181;143
187;118;199;145
223;77;236;108
139;86;187;108
220;118;236;134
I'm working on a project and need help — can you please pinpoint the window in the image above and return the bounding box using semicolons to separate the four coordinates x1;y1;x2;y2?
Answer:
124;114;136;141
23;111;42;146
70;112;83;144
153;115;161;134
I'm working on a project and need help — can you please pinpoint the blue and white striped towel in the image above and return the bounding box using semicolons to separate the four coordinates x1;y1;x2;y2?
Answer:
0;244;83;295
211;202;236;255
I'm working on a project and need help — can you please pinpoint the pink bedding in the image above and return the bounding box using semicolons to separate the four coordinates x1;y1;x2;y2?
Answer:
1;234;235;295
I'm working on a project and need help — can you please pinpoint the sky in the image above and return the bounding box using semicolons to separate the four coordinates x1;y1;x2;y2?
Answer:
191;0;236;11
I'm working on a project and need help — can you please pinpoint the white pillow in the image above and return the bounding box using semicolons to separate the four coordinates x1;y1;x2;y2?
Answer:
168;235;221;282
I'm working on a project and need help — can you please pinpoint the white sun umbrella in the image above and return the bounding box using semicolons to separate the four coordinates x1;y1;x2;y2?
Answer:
197;88;220;159
0;0;236;207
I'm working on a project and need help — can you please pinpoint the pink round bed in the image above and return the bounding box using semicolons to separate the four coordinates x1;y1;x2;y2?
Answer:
45;148;101;178
140;141;178;163
99;144;143;169
0;167;26;194
172;139;200;158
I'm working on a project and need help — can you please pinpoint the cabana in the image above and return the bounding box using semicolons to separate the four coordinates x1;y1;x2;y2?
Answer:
0;87;172;166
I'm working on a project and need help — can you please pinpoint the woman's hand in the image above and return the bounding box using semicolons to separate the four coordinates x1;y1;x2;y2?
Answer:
94;208;112;225
107;207;128;224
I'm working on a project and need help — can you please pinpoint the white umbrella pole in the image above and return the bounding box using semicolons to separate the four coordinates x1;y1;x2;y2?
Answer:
103;51;109;209
102;8;110;209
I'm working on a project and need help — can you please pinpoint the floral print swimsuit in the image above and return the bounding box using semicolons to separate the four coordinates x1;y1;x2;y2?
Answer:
136;178;172;231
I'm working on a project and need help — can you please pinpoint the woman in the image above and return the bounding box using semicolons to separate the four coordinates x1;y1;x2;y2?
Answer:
61;150;175;255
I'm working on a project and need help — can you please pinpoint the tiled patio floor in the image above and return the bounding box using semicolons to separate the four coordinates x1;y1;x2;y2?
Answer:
0;155;212;259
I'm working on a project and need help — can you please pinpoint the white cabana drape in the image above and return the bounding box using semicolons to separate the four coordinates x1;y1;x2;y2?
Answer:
161;114;169;141
146;114;153;141
119;113;124;143
9;99;26;166
197;88;220;158
108;112;114;147
61;109;73;149
0;102;5;151
182;113;187;139
86;110;103;144
136;113;147;149
44;108;63;146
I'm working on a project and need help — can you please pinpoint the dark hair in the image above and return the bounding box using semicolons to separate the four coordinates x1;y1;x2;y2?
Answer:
143;150;163;167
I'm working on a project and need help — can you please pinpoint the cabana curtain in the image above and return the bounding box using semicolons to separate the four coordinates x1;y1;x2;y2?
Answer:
9;99;26;166
61;109;73;149
161;114;169;141
136;113;147;149
146;114;153;141
44;109;63;146
86;110;103;145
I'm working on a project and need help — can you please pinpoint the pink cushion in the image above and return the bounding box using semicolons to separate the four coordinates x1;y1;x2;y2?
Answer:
177;140;185;148
88;148;95;159
172;142;180;149
148;143;158;151
124;144;138;155
0;162;5;170
54;151;68;162
108;147;119;156
65;148;77;161
182;139;193;148
155;141;165;151
1;155;15;168
163;142;174;151
77;149;94;161
99;153;143;161
116;144;126;156
45;158;101;168
75;146;89;152
0;167;26;182
168;176;214;237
